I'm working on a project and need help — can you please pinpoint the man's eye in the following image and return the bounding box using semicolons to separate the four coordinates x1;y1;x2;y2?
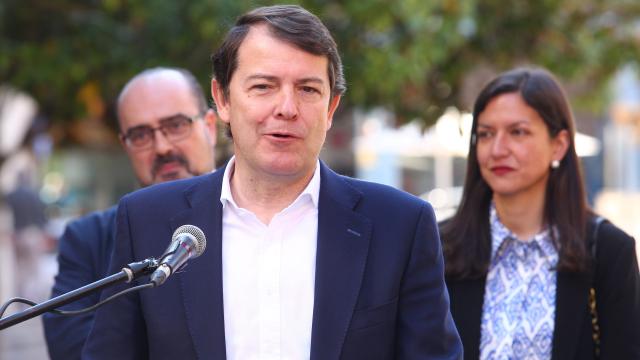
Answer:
129;130;150;141
301;86;319;94
166;121;186;130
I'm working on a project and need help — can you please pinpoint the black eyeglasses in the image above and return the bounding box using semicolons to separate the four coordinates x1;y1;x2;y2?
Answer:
121;114;201;150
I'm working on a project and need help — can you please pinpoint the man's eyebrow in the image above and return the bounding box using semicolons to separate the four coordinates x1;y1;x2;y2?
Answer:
124;124;151;133
243;75;326;85
244;74;278;82
158;113;189;122
124;114;189;131
296;77;324;84
296;78;326;91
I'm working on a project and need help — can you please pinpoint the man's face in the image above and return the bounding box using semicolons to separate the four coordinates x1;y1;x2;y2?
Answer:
118;72;216;187
212;25;340;182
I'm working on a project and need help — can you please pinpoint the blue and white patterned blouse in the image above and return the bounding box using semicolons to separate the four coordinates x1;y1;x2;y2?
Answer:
479;204;559;360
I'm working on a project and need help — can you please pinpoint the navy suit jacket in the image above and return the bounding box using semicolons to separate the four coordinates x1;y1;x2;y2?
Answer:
83;163;462;359
43;206;118;360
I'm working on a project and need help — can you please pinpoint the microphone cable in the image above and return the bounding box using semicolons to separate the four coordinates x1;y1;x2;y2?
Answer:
0;282;154;318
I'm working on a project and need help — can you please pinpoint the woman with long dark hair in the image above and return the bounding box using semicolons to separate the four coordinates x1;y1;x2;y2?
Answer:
441;67;640;359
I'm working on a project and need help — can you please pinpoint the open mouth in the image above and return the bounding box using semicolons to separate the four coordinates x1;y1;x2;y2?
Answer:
271;133;290;138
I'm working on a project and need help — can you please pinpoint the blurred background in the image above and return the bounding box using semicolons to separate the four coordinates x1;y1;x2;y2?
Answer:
2;0;640;358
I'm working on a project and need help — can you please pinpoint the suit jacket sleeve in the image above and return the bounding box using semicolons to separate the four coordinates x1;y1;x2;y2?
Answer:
596;222;640;359
395;203;463;359
82;198;149;359
43;207;116;360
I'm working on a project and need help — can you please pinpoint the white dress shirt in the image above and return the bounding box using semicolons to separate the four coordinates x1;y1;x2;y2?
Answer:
220;157;319;360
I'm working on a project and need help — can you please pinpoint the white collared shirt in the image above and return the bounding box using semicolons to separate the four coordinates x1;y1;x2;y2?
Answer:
220;157;319;360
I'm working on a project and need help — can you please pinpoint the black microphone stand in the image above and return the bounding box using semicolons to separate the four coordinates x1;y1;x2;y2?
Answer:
0;258;158;330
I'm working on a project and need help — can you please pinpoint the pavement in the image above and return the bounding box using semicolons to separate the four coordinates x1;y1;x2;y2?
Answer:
0;315;50;359
0;207;56;360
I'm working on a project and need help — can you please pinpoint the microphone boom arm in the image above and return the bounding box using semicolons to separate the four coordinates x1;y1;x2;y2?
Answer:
0;258;159;330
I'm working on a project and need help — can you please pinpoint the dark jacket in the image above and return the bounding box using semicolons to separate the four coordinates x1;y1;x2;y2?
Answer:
82;162;463;359
444;219;640;359
43;206;118;360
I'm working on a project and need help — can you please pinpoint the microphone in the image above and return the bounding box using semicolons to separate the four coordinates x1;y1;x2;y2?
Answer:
149;225;206;286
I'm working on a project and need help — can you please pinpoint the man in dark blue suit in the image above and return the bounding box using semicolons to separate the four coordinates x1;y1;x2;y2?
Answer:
42;67;217;360
83;5;462;359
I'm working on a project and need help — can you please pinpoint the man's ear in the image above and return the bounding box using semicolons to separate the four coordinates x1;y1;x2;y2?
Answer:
202;109;218;146
211;79;230;124
118;133;128;151
326;95;341;130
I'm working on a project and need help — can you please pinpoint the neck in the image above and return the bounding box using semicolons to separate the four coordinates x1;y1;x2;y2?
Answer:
494;189;546;241
229;162;315;225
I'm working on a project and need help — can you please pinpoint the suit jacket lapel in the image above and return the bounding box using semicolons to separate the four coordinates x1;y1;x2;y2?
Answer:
551;271;591;360
310;164;372;360
171;171;227;359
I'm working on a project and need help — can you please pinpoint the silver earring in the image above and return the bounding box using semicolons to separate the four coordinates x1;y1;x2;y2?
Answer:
551;160;560;169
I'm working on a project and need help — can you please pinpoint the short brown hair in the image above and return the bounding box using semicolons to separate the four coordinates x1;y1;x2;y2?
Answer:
211;5;346;101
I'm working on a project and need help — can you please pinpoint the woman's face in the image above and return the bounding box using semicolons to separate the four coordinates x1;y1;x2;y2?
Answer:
475;92;569;201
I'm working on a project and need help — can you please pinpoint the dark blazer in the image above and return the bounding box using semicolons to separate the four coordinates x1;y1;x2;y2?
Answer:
445;220;640;360
82;162;462;359
43;205;118;360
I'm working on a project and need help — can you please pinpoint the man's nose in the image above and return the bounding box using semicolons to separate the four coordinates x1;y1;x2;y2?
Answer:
275;88;298;120
153;129;173;154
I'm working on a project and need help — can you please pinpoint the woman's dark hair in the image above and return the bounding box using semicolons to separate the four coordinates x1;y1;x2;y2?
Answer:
441;67;590;279
212;5;346;101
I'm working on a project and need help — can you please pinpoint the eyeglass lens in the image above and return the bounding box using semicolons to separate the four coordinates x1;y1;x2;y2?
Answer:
124;114;195;148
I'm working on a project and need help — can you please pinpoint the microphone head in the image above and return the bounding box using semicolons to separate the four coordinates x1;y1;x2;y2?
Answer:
172;225;206;257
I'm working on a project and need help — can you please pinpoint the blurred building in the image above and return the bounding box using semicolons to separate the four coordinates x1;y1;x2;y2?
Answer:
0;86;50;359
595;65;640;251
354;107;602;222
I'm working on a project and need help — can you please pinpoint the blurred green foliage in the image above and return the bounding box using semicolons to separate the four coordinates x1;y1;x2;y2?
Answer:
2;0;640;140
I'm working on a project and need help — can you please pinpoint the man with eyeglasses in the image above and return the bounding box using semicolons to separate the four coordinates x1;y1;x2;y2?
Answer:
43;67;217;360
